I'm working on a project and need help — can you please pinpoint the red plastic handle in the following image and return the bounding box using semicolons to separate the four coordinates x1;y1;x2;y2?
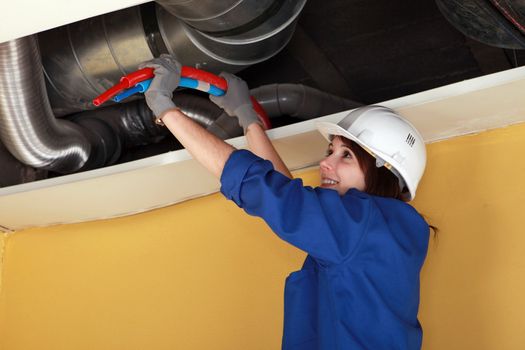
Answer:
181;67;228;91
120;67;154;86
180;68;270;128
92;81;128;106
92;66;271;129
93;67;225;106
93;68;154;106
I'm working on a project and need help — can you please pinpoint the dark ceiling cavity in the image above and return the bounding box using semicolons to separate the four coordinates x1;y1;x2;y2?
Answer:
1;0;524;189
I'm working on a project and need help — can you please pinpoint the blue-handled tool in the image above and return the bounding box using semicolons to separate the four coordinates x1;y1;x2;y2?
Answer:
113;79;153;102
112;77;225;103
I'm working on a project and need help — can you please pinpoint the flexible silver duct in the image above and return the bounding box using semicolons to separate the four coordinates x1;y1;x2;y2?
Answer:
0;36;91;173
250;84;362;119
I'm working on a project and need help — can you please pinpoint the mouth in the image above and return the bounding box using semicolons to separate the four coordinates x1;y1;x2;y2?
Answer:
321;177;339;187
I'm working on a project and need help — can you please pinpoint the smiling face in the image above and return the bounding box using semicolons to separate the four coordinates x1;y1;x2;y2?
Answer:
319;136;366;195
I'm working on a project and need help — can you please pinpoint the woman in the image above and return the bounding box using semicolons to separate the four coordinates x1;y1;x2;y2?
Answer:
141;55;430;349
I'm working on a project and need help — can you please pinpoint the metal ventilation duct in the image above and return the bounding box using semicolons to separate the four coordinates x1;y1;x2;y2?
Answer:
156;0;277;33
0;0;307;177
39;0;307;116
0;36;91;173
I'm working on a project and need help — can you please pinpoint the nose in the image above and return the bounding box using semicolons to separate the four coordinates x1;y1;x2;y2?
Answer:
320;154;334;170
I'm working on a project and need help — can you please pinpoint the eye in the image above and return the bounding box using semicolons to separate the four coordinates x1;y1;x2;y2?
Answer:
343;151;352;159
325;149;333;157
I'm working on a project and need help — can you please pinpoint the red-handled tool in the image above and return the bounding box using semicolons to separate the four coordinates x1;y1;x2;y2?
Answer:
179;68;270;128
93;68;155;106
181;67;228;91
92;67;271;129
120;67;154;86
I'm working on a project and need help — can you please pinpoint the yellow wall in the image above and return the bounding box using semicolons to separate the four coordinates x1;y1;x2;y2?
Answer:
414;123;525;349
1;123;525;349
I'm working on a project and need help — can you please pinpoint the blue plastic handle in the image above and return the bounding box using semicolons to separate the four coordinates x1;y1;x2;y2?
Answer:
112;77;225;103
179;77;225;96
113;79;152;102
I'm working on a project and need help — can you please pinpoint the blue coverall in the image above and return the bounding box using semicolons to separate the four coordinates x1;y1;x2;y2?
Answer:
220;150;430;350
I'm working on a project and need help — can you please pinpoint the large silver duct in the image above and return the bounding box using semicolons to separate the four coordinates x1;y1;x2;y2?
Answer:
40;0;306;116
158;0;306;66
155;0;276;33
0;0;307;176
0;36;91;173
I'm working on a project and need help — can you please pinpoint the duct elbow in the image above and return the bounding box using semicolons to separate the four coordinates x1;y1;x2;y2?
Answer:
251;84;362;120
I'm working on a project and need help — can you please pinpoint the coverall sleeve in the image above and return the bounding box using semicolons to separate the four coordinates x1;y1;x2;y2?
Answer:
220;150;372;264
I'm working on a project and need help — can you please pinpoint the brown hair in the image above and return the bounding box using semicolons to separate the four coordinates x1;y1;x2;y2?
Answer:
338;137;403;200
339;137;439;236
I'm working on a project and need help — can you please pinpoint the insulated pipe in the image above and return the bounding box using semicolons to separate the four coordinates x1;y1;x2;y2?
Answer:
206;112;242;140
250;84;362;119
0;36;91;173
70;94;240;150
172;94;228;130
0;140;47;188
68;83;360;163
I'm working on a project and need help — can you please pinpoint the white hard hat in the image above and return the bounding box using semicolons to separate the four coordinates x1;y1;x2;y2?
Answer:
316;105;426;201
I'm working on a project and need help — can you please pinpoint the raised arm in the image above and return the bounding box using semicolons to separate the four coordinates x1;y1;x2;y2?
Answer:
140;55;234;178
210;73;293;179
245;123;292;178
164;109;234;178
141;56;365;263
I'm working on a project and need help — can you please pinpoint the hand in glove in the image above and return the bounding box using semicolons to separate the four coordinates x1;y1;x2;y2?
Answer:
209;73;261;133
138;54;181;122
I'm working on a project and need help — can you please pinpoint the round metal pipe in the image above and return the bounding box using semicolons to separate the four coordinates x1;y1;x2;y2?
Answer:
250;84;362;119
39;1;306;116
39;6;155;116
159;0;306;67
155;0;275;33
0;36;91;173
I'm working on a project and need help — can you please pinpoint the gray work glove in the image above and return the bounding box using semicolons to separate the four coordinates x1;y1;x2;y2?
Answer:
209;73;261;133
138;54;181;120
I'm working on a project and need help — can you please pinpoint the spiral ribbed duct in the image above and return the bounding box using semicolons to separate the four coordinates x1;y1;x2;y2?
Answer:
0;36;91;173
